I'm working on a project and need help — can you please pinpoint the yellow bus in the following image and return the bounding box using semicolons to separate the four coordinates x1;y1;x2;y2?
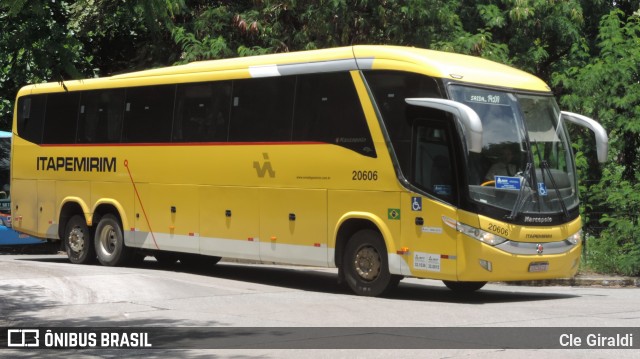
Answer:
11;45;608;296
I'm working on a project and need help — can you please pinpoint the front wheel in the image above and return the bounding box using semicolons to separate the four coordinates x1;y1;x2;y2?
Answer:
342;229;401;297
443;280;487;293
94;214;131;266
64;215;96;264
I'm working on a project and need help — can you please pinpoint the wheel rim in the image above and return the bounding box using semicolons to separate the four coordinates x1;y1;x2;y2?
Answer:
68;226;85;253
353;245;381;281
98;224;118;255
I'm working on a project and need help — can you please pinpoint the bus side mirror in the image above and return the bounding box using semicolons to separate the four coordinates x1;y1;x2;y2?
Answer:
561;111;609;164
405;98;483;153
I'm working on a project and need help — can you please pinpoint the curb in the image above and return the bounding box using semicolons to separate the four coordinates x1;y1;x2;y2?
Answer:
503;276;640;287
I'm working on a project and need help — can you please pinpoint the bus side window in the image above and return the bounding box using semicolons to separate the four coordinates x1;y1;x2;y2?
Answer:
122;85;175;143
363;71;442;174
293;72;375;157
173;82;230;142
42;92;81;144
413;121;455;202
78;89;125;143
229;77;295;142
17;95;46;144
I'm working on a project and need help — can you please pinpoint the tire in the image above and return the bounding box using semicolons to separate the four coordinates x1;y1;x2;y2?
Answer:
64;215;96;264
442;280;487;293
94;214;131;266
342;229;401;297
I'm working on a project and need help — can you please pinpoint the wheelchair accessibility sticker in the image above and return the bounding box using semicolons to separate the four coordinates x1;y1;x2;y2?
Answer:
538;183;548;196
411;197;422;211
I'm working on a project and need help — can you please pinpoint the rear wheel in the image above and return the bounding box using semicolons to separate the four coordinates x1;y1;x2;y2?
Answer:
94;214;131;266
342;229;401;296
64;215;96;264
443;280;487;293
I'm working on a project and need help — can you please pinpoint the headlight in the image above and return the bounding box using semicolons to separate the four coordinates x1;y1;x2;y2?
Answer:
567;229;582;245
457;223;508;246
442;216;508;246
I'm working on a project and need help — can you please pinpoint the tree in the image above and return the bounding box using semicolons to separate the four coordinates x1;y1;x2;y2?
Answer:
67;0;185;74
555;9;640;275
0;0;90;129
0;0;184;129
171;1;508;61
456;0;586;80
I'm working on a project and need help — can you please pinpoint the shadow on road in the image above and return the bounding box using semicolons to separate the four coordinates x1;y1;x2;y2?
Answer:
13;254;580;305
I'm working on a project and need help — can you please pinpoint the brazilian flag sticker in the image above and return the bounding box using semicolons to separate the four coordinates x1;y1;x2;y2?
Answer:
388;208;401;220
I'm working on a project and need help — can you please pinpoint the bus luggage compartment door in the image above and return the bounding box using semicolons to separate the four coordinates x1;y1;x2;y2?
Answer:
259;188;327;266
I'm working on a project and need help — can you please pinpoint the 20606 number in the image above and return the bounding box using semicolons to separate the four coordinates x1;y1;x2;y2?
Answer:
488;223;509;237
352;170;378;181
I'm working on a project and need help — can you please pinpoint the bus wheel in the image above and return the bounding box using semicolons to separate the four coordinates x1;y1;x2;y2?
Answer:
94;214;131;266
65;215;96;264
342;229;400;297
442;280;487;293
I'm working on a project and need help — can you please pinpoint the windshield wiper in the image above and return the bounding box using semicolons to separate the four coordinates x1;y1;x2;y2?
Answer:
531;140;570;220
506;162;533;221
539;160;570;220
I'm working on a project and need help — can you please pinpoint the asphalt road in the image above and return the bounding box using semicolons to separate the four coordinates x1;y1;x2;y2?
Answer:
1;253;639;358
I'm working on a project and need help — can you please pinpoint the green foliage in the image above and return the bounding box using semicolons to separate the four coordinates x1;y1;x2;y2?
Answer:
556;9;640;276
458;0;586;78
171;1;477;59
586;178;640;276
0;0;92;129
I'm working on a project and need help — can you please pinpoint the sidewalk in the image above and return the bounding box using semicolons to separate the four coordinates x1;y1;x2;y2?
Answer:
504;272;640;287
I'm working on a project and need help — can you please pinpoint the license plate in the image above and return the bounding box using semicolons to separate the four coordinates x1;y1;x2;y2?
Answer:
528;261;549;273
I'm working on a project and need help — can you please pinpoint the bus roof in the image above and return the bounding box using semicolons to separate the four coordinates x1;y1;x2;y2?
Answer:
17;45;550;95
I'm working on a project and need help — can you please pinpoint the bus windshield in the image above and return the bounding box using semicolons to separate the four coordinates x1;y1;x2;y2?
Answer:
448;85;578;218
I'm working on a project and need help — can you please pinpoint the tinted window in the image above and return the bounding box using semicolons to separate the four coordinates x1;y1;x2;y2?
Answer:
413;120;456;202
0;136;10;193
293;72;375;157
78;89;126;143
229;77;295;142
122;85;175;142
17;95;46;144
364;71;442;173
42;92;80;144
173;82;231;142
